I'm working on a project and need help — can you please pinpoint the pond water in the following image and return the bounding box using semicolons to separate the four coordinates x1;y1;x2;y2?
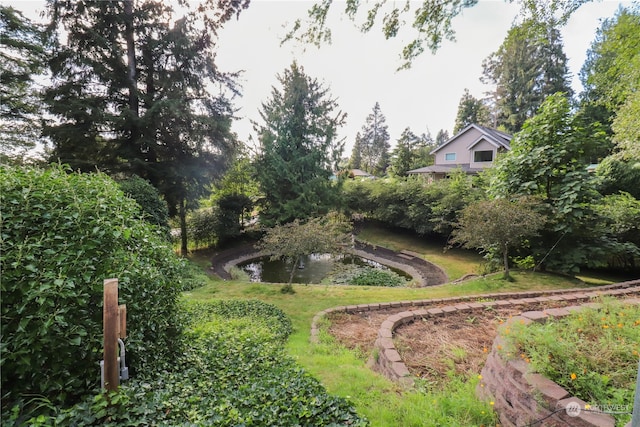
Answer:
237;253;411;284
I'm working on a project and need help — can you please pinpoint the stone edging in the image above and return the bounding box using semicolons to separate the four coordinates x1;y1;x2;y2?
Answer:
479;298;640;427
309;280;640;388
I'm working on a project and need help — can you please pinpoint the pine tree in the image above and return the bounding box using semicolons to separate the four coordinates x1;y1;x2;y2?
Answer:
254;63;346;226
349;133;363;170
453;89;491;133
389;127;419;177
43;0;246;255
359;102;390;176
0;6;48;163
482;19;572;133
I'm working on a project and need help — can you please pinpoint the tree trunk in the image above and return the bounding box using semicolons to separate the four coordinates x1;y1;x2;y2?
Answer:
124;0;138;118
288;256;299;285
503;244;510;280
179;197;188;257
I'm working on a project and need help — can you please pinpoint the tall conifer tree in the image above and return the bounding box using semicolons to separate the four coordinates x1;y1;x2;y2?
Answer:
254;63;346;226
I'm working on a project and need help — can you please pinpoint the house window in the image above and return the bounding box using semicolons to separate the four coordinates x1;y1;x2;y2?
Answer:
445;153;456;161
474;150;493;162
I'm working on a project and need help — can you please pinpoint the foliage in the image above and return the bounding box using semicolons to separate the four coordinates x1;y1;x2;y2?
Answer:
258;213;352;288
342;172;484;238
254;62;346;227
580;7;640;162
503;300;638;426
389;128;435;177
0;165;190;411
490;93;610;273
187;207;219;249
3;300;367;426
450;197;546;279
596;156;640;199
214;193;253;246
117;175;169;230
481;19;572;133
0;5;48;164
44;0;244;255
329;264;407;287
592;192;640;269
453;89;492;133
358;102;391;176
283;0;587;70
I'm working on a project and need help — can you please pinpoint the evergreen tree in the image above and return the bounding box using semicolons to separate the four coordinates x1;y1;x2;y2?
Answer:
359;102;390;176
0;6;48;164
349;132;363;170
435;129;450;146
254;63;346;226
43;0;246;255
413;131;436;167
453;89;492;133
482;19;572;133
389;127;419;177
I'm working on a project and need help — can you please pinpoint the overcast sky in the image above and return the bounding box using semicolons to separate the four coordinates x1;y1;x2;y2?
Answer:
215;0;629;153
6;0;630;154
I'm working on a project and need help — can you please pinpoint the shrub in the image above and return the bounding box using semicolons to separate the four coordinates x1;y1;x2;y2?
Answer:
0;165;191;412
117;175;170;230
328;264;407;287
187;207;219;249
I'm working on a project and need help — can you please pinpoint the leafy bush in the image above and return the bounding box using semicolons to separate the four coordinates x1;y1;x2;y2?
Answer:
117;175;170;230
328;264;407;287
8;300;368;426
0;165;191;411
187;207;219;249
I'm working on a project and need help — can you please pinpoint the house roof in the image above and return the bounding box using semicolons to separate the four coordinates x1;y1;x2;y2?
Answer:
407;164;484;175
350;169;374;178
431;124;512;155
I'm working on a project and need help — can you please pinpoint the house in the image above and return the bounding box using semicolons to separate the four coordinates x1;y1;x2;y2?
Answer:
348;169;375;179
408;124;512;182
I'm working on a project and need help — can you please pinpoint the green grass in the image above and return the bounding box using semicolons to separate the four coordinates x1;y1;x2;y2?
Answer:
184;269;601;426
502;299;639;427
355;224;485;280
184;224;626;426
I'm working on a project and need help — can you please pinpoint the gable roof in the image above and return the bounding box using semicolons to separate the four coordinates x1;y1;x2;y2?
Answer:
431;124;512;155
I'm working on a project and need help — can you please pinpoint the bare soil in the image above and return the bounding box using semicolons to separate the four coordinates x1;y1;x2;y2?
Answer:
326;299;620;386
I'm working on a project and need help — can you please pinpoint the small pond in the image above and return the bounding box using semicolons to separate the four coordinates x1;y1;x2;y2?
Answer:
237;253;412;284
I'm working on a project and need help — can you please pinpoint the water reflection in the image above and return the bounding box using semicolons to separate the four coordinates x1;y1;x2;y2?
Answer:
238;253;409;284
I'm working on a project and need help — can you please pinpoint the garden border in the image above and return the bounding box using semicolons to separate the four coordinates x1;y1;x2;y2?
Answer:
479;298;639;427
309;279;640;424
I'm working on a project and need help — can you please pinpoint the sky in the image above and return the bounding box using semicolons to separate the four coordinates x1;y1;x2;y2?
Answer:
214;0;629;153
6;0;630;154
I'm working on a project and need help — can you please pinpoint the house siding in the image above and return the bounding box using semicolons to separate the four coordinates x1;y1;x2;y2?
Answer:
470;139;498;169
434;128;478;165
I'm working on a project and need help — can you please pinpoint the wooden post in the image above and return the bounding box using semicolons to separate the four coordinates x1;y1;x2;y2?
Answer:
118;304;127;339
103;279;119;391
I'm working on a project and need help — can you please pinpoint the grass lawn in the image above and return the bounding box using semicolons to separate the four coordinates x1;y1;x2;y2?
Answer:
184;226;623;426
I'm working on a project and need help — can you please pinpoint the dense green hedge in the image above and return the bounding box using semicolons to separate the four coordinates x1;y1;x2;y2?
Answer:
1;165;191;411
4;300;368;426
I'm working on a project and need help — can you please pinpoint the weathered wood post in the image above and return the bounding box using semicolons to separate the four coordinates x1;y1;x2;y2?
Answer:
103;278;119;391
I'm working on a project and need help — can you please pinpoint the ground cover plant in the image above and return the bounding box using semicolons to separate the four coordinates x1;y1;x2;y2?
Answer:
502;299;639;426
34;300;367;426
